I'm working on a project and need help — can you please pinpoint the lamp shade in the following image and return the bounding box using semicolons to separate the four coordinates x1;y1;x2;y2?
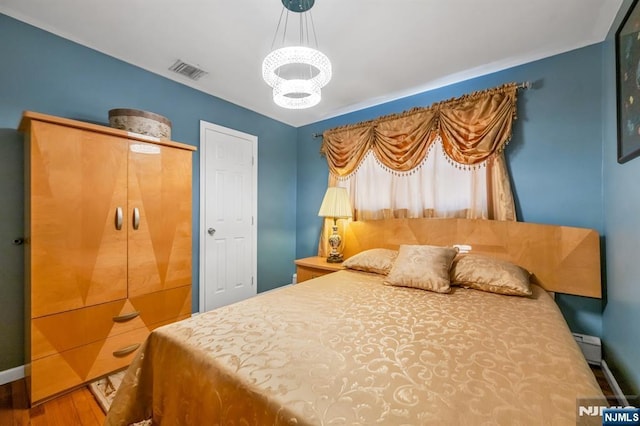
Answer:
318;187;353;218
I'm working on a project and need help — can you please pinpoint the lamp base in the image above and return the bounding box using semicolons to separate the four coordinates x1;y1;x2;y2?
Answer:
326;223;344;263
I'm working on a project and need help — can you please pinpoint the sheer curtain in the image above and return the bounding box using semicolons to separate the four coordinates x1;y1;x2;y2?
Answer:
317;83;521;256
335;139;488;220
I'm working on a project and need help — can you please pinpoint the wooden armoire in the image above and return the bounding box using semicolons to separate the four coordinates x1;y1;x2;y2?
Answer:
20;111;195;405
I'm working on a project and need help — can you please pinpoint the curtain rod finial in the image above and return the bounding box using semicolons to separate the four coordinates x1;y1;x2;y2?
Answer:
521;79;544;90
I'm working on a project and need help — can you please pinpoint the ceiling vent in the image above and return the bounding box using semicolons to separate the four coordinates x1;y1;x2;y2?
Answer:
169;60;207;81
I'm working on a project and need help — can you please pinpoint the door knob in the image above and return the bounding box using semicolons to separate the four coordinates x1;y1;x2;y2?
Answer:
207;228;216;236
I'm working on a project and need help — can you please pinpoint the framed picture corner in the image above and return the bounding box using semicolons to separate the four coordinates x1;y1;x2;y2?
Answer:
616;0;640;163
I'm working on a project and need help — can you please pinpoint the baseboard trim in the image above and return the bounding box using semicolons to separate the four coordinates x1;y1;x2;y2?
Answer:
0;365;25;386
601;360;629;405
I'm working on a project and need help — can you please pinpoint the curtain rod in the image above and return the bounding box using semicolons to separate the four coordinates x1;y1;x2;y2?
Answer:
311;81;531;138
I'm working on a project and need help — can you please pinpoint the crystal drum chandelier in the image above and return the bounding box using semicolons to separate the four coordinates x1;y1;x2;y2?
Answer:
262;0;332;109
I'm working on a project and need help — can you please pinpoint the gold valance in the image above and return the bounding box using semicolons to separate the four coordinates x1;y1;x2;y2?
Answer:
321;83;519;177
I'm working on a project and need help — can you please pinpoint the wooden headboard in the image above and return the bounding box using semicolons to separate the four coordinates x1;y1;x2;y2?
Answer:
342;218;601;298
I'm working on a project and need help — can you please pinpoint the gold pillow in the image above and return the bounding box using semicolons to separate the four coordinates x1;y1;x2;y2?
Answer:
384;244;458;293
343;248;398;275
451;254;532;296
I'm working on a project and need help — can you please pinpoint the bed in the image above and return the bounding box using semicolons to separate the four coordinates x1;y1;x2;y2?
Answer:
105;218;605;425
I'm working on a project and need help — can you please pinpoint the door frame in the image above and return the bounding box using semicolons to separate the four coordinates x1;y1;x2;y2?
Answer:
198;120;258;313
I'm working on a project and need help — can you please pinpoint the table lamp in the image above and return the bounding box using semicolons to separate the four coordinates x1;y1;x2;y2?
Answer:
317;187;353;263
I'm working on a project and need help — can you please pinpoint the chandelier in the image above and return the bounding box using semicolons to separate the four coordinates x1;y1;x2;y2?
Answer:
262;0;332;109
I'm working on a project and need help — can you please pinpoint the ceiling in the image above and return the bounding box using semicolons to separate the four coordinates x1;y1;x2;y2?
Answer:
0;0;623;127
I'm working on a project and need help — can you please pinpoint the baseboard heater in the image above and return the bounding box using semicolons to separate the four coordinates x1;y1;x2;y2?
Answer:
572;333;602;365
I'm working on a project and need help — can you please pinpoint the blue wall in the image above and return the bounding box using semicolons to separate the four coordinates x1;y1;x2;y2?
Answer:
297;44;606;339
602;0;640;400
0;14;297;371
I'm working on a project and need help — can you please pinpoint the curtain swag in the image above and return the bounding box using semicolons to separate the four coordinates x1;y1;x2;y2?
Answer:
321;83;519;178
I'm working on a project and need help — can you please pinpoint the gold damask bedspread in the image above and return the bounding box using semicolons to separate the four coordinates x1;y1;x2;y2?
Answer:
105;270;603;425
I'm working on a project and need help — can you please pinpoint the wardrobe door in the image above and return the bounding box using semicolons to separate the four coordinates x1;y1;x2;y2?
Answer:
127;142;192;297
29;121;128;318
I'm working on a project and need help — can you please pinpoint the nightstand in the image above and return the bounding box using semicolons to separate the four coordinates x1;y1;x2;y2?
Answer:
294;256;345;283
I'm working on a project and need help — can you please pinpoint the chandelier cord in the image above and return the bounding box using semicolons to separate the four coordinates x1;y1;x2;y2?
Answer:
282;9;290;46
276;7;290;80
299;12;304;45
270;7;287;51
306;13;314;79
309;11;319;47
308;11;318;79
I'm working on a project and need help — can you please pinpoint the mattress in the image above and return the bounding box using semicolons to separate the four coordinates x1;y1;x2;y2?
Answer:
105;270;604;425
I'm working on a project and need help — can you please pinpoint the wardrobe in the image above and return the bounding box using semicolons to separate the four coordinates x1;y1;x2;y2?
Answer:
20;111;195;404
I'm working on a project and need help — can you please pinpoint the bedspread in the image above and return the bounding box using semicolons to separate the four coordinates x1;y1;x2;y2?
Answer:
105;270;604;425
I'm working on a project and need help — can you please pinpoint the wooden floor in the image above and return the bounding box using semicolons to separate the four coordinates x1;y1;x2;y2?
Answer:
592;363;616;400
0;379;104;426
0;365;617;425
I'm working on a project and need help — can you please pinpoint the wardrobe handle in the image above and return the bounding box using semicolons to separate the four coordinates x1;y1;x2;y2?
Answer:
112;311;140;323
133;207;140;230
112;343;141;358
115;207;123;230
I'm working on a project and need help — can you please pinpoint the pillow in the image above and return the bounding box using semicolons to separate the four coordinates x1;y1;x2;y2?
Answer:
384;244;458;293
450;254;532;296
343;248;398;275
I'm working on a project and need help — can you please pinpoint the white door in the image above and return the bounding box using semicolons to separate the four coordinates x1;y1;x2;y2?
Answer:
199;121;257;312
